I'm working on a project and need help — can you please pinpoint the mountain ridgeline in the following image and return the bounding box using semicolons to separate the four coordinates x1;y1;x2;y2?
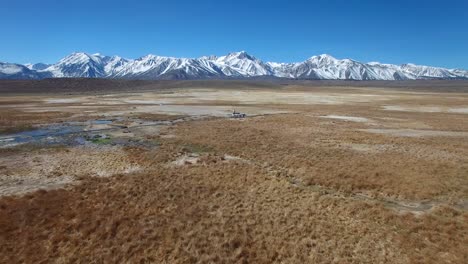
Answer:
1;51;467;80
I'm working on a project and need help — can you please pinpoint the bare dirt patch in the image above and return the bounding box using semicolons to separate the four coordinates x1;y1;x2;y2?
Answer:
383;105;468;114
320;115;371;123
361;128;468;137
0;145;144;196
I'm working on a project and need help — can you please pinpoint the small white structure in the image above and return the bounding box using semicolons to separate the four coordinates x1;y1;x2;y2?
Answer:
230;110;246;118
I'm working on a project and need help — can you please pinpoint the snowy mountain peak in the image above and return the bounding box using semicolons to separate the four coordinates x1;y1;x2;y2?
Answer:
25;63;50;71
43;52;107;78
214;51;271;76
59;52;99;64
225;51;256;60
139;54;158;60
69;52;91;58
308;54;338;63
199;55;218;60
314;54;336;59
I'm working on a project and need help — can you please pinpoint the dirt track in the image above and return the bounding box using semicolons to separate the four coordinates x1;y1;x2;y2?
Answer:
0;82;467;263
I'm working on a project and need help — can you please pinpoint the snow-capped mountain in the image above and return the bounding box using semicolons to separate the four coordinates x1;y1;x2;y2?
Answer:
1;52;467;80
399;63;460;79
213;51;274;76
25;63;50;71
43;52;107;78
111;55;224;79
0;62;51;79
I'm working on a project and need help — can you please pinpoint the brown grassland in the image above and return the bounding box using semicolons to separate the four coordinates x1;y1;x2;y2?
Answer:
0;80;467;263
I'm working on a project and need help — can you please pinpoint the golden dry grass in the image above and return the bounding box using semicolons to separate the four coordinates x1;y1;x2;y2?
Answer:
0;146;466;263
173;112;468;201
1;85;468;263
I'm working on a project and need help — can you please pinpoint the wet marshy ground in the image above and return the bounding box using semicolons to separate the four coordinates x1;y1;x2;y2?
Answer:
0;117;190;149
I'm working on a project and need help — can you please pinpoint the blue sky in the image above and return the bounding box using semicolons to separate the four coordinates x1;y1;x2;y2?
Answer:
2;0;468;69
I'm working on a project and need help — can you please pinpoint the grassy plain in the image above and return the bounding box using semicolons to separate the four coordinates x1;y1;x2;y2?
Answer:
0;80;467;263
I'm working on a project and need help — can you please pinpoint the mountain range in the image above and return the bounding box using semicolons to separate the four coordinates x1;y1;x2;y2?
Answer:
1;51;467;80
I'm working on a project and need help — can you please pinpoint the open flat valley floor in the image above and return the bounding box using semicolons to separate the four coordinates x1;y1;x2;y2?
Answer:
0;81;467;263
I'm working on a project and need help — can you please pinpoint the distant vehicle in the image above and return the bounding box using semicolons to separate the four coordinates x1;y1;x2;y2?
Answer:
230;110;246;118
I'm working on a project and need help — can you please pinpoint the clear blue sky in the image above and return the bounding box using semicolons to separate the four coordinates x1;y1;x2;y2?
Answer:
2;0;468;69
